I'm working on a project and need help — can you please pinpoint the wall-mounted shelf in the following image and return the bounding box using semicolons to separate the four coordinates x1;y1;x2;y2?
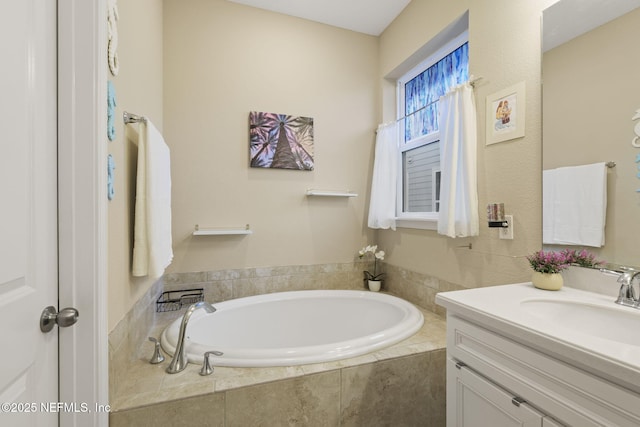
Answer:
306;189;358;197
193;224;253;236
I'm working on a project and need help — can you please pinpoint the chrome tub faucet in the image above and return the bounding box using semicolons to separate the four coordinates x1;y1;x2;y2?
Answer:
166;301;216;374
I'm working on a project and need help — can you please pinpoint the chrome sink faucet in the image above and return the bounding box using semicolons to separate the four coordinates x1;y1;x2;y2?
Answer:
166;301;216;374
616;271;640;307
601;268;640;308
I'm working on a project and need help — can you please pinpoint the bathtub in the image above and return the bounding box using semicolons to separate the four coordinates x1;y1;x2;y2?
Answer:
160;290;424;367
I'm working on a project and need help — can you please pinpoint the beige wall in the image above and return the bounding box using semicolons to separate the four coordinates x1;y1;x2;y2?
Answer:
543;7;640;267
377;0;557;288
108;0;163;331
108;0;378;332
107;0;564;331
162;0;378;274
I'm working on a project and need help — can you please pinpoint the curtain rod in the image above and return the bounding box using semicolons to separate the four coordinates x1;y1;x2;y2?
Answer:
374;76;484;133
394;76;483;124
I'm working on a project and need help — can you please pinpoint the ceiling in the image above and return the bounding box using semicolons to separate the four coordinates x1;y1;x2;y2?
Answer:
226;0;412;36
543;0;640;51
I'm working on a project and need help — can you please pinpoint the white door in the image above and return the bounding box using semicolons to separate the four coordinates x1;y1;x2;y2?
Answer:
0;1;59;426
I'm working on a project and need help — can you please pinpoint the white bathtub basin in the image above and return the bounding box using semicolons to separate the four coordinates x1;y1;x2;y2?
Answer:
161;290;424;367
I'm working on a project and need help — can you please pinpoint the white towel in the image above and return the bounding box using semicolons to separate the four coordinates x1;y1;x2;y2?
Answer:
132;120;173;277
543;162;607;247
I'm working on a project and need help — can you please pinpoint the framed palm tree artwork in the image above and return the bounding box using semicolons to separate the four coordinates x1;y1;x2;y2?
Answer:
249;111;314;170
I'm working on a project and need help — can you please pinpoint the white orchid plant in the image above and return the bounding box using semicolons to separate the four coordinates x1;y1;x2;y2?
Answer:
358;245;385;281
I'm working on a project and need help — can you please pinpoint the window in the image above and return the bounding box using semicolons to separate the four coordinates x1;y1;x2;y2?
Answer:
396;32;469;225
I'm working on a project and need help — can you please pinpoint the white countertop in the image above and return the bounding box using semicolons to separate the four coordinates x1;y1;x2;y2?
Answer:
436;283;640;393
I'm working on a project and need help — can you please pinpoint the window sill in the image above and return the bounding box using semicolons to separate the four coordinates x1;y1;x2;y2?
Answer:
395;217;437;231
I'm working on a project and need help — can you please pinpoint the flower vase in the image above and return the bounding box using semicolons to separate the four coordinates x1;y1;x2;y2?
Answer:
531;271;563;291
367;280;382;292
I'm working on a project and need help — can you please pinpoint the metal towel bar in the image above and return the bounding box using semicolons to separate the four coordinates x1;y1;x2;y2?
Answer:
123;111;147;124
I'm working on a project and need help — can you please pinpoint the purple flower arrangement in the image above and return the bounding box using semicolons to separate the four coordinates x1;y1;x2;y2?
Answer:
527;250;569;274
561;249;604;268
527;249;604;274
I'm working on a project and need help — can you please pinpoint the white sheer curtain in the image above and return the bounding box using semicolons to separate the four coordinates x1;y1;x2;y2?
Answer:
437;83;479;238
368;122;399;230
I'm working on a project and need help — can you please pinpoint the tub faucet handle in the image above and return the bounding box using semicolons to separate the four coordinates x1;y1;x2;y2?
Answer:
199;350;224;376
148;337;165;364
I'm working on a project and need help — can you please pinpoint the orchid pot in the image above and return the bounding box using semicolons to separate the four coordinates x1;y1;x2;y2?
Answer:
359;245;385;291
367;280;382;292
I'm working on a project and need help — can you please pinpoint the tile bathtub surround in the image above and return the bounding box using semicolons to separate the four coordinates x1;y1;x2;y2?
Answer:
383;263;468;317
161;262;468;316
109;307;447;426
161;262;372;300
340;350;446;426
109;392;225;427
108;261;457;420
109;277;164;401
109;262;376;401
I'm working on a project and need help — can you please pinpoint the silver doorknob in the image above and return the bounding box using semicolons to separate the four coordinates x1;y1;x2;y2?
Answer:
40;306;79;333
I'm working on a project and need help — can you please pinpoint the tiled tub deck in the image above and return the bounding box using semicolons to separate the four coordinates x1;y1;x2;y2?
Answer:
109;307;446;426
109;264;455;426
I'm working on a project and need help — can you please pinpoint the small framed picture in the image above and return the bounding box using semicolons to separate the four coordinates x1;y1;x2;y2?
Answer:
486;81;525;145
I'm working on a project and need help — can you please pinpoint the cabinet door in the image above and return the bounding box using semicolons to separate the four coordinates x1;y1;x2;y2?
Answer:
448;358;544;427
542;418;564;427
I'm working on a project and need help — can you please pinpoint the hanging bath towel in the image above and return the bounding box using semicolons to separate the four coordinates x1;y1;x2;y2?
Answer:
543;162;607;247
132;120;173;277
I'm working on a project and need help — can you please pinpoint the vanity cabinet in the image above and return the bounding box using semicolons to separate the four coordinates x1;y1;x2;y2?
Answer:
446;314;640;427
447;358;554;426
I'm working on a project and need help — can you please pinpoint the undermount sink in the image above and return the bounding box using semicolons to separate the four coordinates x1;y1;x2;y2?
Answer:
520;298;640;347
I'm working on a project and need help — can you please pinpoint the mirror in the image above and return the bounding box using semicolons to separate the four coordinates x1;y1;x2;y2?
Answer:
542;0;640;269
